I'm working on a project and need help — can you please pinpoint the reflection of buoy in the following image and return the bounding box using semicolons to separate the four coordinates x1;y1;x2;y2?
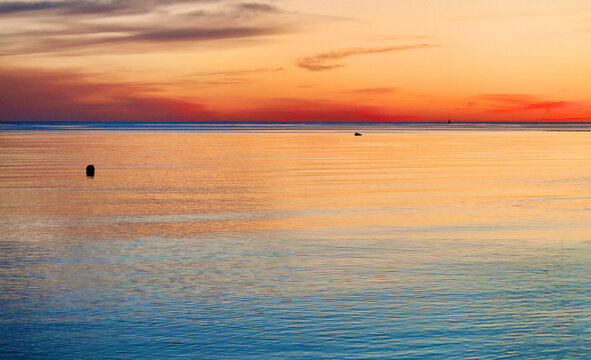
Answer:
354;132;362;136
86;165;95;177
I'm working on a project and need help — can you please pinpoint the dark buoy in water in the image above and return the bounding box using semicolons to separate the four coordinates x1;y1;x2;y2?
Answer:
86;165;95;177
448;119;451;124
354;132;362;136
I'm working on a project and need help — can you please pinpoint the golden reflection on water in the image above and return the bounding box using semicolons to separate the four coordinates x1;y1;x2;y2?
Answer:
2;131;591;244
2;131;591;359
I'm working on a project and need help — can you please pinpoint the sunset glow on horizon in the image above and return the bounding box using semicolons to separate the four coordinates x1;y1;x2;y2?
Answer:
2;0;591;122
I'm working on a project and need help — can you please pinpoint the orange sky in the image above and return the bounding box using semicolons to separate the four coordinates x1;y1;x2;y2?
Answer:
1;0;591;122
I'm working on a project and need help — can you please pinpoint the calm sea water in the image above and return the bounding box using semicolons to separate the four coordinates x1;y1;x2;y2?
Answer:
2;124;591;359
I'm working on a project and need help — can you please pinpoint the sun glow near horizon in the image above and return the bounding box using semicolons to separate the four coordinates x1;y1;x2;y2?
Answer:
1;0;591;122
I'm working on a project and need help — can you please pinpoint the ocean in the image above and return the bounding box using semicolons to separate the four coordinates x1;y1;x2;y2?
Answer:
1;122;591;359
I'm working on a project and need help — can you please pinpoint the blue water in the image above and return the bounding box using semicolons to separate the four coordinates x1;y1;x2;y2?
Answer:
1;120;591;132
4;235;590;359
1;128;591;359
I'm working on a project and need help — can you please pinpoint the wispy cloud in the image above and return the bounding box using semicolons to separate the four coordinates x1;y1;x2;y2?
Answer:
0;1;298;56
478;94;580;113
234;2;282;14
0;28;286;56
129;26;282;42
297;44;437;71
348;87;396;95
0;1;66;13
0;0;207;15
106;67;284;90
196;67;283;86
166;67;284;88
198;67;283;77
382;35;432;41
447;8;587;22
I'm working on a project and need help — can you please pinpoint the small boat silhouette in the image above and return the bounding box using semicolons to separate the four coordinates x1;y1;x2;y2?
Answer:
354;132;362;136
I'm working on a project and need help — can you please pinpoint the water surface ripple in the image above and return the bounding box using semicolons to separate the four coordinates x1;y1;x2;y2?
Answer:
1;130;591;359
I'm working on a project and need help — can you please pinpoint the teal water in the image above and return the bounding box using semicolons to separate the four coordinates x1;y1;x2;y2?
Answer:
1;129;591;359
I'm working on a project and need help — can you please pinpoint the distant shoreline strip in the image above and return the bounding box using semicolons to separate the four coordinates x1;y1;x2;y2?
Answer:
545;129;591;132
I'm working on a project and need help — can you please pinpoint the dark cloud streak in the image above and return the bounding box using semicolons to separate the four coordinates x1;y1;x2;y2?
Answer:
297;44;437;71
132;26;281;42
0;1;65;13
348;87;396;94
235;2;281;13
200;67;283;76
0;0;210;15
0;26;285;56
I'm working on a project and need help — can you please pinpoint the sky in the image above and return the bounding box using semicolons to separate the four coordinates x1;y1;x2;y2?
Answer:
1;0;591;122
